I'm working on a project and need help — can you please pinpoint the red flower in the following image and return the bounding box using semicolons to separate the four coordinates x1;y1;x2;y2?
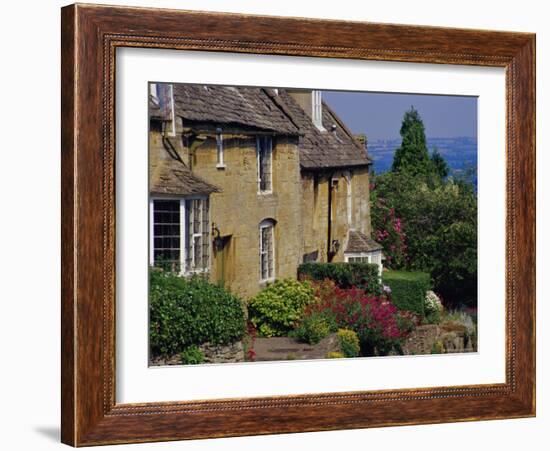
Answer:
247;348;256;362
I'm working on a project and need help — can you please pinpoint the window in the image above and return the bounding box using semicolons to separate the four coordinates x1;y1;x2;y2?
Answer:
216;130;225;168
184;198;210;273
345;251;383;277
259;219;275;282
346;255;371;264
312;90;325;131
152;199;181;270
150;198;210;274
256;136;273;193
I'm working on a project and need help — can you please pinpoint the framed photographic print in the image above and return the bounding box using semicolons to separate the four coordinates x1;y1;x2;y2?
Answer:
61;3;535;446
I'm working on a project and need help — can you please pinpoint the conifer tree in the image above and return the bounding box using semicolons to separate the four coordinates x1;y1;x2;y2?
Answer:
391;106;432;177
430;147;450;179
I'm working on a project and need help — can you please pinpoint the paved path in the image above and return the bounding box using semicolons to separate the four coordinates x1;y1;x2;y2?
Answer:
253;333;339;361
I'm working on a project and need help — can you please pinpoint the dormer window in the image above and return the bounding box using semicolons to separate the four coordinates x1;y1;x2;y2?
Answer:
312;90;325;131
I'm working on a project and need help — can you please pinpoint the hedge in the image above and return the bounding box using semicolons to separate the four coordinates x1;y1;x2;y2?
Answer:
298;262;381;295
382;270;431;317
149;269;246;356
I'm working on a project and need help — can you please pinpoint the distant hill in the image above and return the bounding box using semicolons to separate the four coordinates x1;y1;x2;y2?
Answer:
368;137;477;188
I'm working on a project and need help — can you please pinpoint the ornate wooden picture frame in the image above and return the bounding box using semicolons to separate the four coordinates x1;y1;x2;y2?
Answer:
61;3;535;446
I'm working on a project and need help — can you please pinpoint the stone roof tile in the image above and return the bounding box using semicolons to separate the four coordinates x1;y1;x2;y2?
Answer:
276;90;372;170
150;154;220;197
345;230;383;253
173;85;300;135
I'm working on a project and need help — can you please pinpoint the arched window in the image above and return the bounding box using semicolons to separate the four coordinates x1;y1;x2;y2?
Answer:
259;219;276;282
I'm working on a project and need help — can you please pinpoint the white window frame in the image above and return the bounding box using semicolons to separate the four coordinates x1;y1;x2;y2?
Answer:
149;196;210;275
259;219;276;283
256;136;273;194
312;90;326;131
216;129;226;169
344;252;372;264
344;251;383;277
149;198;185;271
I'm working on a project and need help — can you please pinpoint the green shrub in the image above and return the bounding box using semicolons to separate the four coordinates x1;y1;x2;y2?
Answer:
382;270;431;317
298;262;381;295
248;279;317;337
431;340;444;354
180;345;204;365
292;312;331;344
337;329;360;357
326;351;344;359
149;269;246;356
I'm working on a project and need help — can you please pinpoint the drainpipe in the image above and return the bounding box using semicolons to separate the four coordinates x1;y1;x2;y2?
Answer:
327;172;334;262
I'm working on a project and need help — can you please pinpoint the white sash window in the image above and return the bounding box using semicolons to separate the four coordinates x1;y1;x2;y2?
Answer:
259;219;275;282
256;136;273;193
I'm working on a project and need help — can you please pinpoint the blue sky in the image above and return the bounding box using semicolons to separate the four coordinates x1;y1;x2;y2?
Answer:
323;91;477;142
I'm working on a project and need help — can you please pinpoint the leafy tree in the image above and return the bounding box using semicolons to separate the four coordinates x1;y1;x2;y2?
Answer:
370;171;477;306
371;106;477;306
430;147;450;179
391;107;433;177
431;219;477;306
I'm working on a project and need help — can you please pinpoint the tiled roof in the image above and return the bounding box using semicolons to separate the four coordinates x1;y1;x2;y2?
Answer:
276;90;372;170
150;152;220;197
345;230;383;253
173;85;300;135
149;84;373;197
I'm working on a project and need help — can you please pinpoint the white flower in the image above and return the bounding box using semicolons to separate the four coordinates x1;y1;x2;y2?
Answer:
424;290;443;313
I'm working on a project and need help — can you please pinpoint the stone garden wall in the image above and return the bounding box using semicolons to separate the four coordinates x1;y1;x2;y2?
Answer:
150;341;244;366
402;325;476;355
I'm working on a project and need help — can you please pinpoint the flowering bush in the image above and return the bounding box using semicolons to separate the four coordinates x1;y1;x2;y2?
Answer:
244;322;258;362
372;200;407;269
424;290;444;324
424;290;443;313
305;279;406;356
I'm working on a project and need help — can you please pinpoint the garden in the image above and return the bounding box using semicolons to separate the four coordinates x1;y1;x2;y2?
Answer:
149;261;478;365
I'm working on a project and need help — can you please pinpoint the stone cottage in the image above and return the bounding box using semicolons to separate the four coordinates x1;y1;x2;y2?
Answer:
149;83;383;298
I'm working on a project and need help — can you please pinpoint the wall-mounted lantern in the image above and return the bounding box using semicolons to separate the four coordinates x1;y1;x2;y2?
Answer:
212;223;224;251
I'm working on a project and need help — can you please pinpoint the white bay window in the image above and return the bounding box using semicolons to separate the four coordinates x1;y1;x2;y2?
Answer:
150;197;210;274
